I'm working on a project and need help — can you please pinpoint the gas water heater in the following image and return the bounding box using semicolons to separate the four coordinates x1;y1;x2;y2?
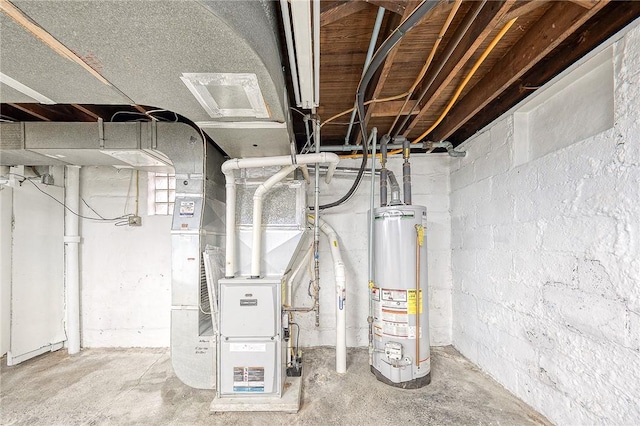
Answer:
371;204;430;388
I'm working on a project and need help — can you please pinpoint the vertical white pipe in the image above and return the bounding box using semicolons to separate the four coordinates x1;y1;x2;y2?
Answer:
64;165;81;355
251;165;298;278
224;177;236;277
309;216;346;373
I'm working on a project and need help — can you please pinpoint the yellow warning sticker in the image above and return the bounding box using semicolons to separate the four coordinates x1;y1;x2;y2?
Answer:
407;289;423;314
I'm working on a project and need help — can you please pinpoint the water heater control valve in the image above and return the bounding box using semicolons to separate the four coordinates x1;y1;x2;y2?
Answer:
385;341;403;361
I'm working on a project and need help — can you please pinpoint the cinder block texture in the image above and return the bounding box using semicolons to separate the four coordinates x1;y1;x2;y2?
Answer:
451;24;640;425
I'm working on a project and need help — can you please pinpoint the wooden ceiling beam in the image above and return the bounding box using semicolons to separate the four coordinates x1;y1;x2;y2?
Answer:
430;0;609;141
448;1;640;144
402;0;516;137
71;104;102;121
363;0;407;16
567;0;599;9
371;100;420;117
502;0;550;23
7;103;52;121
321;1;370;27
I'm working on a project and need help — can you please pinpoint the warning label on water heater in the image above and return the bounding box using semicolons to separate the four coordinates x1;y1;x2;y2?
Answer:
233;366;265;392
373;287;413;339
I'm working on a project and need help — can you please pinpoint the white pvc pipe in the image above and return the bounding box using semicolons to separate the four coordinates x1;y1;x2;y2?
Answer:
309;215;347;374
300;165;311;184
251;165;298;277
64;165;81;355
224;178;236;278
221;153;339;278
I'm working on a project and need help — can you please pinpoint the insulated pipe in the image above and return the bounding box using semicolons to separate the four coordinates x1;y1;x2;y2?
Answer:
344;7;385;145
251;165;298;278
222;153;340;277
309;215;347;374
402;138;412;205
64;165;81;355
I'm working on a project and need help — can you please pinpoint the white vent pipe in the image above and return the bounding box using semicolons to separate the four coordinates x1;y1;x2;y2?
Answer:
221;153;340;278
308;215;347;374
251;165;298;278
64;165;81;355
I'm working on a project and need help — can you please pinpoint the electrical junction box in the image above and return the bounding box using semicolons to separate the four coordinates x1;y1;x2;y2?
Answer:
217;277;284;397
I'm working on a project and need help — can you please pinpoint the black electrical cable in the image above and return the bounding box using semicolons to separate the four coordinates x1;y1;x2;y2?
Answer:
318;0;440;210
9;173;133;222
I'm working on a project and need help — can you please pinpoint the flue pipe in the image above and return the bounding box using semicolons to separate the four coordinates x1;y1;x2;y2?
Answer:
251;165;298;278
221;153;340;278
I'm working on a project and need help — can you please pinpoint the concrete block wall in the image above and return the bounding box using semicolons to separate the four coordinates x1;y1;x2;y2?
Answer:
79;167;173;347
450;22;640;425
298;155;452;347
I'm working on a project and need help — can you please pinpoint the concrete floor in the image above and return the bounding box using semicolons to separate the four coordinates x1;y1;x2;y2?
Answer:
1;346;549;425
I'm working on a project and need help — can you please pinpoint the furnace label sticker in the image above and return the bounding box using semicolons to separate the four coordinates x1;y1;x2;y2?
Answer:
229;343;266;352
179;200;195;217
233;366;265;392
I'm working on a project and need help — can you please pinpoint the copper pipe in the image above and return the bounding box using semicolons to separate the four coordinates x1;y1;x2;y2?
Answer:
415;228;421;367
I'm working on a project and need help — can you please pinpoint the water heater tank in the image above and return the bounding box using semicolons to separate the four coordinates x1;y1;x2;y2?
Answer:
371;205;430;388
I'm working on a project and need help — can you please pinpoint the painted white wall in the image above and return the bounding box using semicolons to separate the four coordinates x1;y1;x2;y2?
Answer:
450;22;640;425
10;177;66;362
0;186;13;356
79;167;172;347
293;155;452;347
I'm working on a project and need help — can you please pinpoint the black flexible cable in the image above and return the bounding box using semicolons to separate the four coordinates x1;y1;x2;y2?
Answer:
319;0;440;210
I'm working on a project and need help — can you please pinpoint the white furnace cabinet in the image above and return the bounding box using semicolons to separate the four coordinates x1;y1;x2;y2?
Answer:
217;277;285;397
